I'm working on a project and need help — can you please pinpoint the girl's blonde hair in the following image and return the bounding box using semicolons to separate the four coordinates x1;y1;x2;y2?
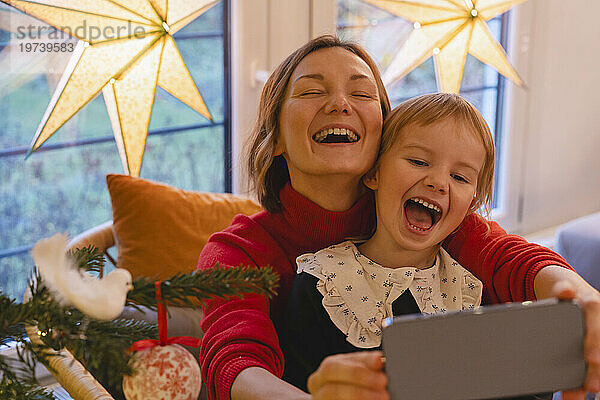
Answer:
245;35;391;213
376;93;496;216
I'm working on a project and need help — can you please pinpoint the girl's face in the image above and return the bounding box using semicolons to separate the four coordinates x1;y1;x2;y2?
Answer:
276;47;383;188
364;118;486;256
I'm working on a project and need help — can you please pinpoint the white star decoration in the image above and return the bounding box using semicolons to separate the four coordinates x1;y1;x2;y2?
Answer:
361;0;527;93
0;0;217;176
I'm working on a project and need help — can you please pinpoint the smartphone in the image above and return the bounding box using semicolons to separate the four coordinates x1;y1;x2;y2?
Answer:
381;299;585;400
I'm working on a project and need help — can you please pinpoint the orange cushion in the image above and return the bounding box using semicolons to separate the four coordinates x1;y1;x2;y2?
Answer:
107;174;263;280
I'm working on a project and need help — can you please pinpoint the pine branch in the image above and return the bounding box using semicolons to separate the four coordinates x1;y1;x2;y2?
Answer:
0;298;27;346
1;247;279;400
127;263;279;310
0;354;55;400
1;279;158;395
67;318;158;389
67;245;105;274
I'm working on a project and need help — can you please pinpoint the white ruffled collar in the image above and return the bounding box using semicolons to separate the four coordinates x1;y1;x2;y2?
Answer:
296;241;482;348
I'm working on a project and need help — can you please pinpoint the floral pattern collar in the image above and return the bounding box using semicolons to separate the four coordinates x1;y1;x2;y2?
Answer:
296;241;482;348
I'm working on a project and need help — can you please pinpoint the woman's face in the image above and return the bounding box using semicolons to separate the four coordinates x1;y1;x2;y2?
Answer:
276;47;383;188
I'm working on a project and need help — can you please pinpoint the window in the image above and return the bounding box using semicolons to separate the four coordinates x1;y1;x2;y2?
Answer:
0;1;230;300
337;0;510;213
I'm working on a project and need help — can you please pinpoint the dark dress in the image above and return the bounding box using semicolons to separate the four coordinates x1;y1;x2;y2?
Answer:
277;272;552;400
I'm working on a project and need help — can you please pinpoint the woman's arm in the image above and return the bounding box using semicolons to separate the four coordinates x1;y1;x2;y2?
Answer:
306;351;389;400
200;292;283;400
444;214;600;398
442;213;572;303
231;367;310;400
534;267;600;399
534;265;597;299
231;354;389;400
198;220;287;400
200;234;388;400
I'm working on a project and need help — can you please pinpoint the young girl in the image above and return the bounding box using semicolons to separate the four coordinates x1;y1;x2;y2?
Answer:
279;93;497;391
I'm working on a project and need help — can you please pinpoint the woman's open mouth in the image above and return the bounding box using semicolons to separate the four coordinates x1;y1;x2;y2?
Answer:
312;128;360;143
404;197;443;233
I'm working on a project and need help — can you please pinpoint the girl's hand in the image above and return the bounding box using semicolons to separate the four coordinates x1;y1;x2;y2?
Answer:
307;351;389;400
553;281;600;400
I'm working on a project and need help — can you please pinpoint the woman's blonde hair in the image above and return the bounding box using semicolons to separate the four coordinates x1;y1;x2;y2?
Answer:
376;93;496;216
245;35;391;213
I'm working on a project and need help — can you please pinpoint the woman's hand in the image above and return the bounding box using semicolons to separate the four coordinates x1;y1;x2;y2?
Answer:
307;351;389;400
552;281;600;400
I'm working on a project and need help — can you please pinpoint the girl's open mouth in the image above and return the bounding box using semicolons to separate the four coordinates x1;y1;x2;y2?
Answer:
404;197;443;232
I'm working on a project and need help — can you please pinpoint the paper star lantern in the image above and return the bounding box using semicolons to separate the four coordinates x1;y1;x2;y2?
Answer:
361;0;527;93
0;0;217;176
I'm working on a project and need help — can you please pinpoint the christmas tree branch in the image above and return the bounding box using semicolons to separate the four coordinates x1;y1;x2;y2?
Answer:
0;355;55;400
67;245;105;275
127;263;279;310
1;245;279;400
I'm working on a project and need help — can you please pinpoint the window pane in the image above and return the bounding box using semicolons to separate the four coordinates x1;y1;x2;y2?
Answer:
176;2;224;35
0;1;228;300
0;253;34;301
387;58;438;103
138;126;225;192
460;86;498;137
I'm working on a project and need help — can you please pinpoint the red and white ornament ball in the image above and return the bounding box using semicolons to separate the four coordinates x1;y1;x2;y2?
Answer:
123;344;201;400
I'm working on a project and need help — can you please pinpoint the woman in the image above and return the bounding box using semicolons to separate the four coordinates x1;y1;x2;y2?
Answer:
197;35;600;400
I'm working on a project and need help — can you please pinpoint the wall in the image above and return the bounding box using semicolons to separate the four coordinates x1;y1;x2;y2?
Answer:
505;0;600;234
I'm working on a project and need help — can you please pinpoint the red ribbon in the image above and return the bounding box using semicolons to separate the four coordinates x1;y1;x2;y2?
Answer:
128;281;201;352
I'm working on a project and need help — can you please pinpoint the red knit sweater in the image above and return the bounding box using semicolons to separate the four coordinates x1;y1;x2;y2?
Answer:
197;183;571;400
